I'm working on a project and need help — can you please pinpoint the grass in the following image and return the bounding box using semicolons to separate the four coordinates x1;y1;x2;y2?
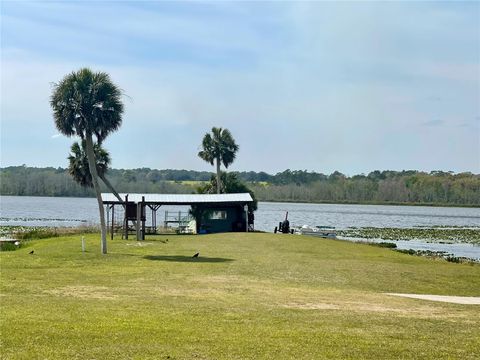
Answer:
1;232;479;359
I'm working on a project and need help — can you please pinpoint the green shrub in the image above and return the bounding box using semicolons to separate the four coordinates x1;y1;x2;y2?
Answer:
14;229;59;240
13;226;99;240
396;249;416;255
370;242;397;248
446;256;461;263
0;242;20;251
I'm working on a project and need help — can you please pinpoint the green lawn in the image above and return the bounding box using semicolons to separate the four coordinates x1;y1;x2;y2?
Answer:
1;233;479;359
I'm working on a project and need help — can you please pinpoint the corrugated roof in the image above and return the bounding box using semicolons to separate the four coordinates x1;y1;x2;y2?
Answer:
101;193;253;204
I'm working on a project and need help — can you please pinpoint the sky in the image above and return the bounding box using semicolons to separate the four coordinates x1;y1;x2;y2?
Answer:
1;1;479;175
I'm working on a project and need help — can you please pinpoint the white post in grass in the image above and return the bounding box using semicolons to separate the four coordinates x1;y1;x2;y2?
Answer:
81;236;86;252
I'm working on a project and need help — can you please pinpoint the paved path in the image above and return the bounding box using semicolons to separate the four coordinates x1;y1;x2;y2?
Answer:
386;293;480;304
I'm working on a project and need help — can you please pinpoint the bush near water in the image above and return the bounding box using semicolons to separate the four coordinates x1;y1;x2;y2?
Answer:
0;225;98;241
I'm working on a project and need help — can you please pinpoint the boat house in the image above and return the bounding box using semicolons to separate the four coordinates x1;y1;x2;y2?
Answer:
101;193;254;239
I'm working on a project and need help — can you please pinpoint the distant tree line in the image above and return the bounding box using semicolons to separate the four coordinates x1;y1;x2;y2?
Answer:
0;166;193;197
248;170;480;206
1;166;479;206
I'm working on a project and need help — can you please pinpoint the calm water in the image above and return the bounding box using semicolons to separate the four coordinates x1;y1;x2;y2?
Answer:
1;196;479;259
2;196;479;230
255;202;480;231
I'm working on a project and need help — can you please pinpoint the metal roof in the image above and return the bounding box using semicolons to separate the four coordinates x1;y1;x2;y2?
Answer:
101;193;253;205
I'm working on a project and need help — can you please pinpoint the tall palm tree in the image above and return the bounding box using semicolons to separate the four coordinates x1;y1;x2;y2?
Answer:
198;127;239;194
51;68;124;254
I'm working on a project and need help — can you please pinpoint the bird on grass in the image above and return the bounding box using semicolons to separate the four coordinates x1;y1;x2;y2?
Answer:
29;250;34;255
192;252;199;258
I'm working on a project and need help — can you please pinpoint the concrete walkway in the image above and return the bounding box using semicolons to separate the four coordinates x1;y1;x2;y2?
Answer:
386;293;480;305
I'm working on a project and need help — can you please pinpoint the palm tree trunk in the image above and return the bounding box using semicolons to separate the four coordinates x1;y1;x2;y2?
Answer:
100;175;123;203
85;134;107;254
216;157;221;194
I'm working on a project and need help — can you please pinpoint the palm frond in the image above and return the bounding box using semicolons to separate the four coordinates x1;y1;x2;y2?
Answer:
51;68;124;143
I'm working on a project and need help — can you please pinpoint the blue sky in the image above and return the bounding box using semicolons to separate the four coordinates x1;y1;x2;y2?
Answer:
1;1;479;175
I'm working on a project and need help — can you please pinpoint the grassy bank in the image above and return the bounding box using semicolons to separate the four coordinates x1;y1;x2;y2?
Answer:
1;233;479;359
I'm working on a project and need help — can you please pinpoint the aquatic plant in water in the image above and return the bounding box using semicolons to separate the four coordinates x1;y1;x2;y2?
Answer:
337;227;480;244
395;249;477;264
0;225;98;240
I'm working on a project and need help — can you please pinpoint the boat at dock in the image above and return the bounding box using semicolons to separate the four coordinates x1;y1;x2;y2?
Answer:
293;225;337;239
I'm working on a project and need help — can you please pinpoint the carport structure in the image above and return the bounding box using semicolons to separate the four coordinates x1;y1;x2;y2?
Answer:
101;193;254;240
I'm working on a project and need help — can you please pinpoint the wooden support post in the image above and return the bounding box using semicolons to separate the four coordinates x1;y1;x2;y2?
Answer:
151;205;159;234
124;195;129;240
136;202;141;240
141;196;146;240
151;206;155;233
245;205;248;232
106;205;110;236
111;205;114;240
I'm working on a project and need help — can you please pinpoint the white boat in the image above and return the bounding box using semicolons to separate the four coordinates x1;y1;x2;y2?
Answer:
293;225;337;239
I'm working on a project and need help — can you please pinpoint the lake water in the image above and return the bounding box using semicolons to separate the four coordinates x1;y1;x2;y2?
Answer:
1;196;479;259
254;202;480;230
